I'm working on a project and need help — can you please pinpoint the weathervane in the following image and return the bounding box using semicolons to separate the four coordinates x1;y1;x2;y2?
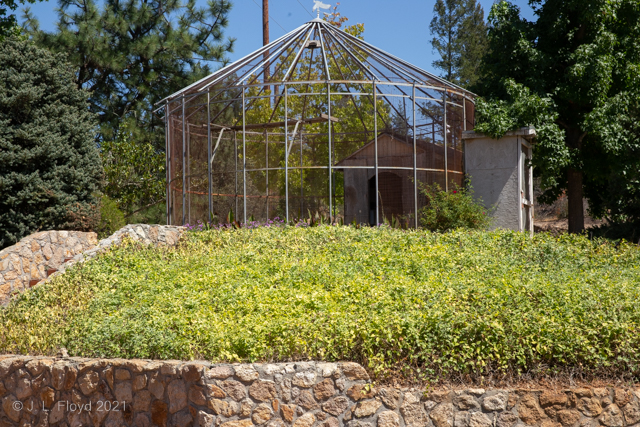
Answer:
312;0;331;18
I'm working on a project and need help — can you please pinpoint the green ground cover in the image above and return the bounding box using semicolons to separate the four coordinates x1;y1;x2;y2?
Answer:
1;227;639;382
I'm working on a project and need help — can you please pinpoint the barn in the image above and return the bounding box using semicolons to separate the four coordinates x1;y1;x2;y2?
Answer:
336;132;463;225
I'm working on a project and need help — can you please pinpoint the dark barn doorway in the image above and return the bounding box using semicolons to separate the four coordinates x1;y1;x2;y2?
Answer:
369;173;404;225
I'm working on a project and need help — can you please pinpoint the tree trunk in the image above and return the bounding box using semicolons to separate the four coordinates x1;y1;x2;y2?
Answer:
567;167;584;233
566;128;585;233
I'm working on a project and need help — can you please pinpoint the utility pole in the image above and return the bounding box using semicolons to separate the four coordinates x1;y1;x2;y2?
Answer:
262;0;270;89
263;0;269;47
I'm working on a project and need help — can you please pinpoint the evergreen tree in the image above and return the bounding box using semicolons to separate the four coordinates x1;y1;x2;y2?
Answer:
23;0;235;147
429;0;487;88
0;0;42;38
23;0;234;222
457;1;487;88
474;0;640;234
0;37;102;248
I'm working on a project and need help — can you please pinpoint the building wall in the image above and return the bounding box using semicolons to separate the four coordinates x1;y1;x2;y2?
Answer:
464;136;521;231
339;135;429;225
338;134;466;226
1;355;638;427
342;169;423;225
342;168;370;225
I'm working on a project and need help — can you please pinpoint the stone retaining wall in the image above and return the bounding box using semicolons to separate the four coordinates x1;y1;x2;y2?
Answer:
0;356;639;427
0;225;185;306
0;231;97;306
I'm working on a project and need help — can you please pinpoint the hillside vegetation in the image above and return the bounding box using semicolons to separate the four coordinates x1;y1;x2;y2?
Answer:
1;227;639;383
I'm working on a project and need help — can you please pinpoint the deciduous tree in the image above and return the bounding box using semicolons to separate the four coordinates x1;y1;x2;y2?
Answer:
474;0;640;234
101;128;166;219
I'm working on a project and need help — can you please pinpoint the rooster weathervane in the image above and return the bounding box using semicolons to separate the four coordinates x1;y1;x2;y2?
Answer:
312;0;331;18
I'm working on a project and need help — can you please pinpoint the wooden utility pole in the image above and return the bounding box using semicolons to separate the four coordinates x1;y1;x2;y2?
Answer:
262;0;269;47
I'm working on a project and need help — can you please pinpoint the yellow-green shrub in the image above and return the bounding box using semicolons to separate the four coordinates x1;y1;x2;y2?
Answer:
1;227;639;381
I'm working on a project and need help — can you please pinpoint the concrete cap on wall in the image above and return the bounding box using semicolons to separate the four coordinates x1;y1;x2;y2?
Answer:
462;126;537;141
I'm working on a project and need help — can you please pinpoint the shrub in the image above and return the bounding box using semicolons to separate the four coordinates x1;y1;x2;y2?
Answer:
2;227;640;383
101;130;165;220
97;195;126;239
589;221;640;245
0;37;101;248
418;182;492;231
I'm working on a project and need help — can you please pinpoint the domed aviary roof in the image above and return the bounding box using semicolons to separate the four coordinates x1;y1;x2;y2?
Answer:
159;18;474;104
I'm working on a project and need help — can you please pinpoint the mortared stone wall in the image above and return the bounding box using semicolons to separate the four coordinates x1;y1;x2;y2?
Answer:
0;356;639;427
0;225;184;306
0;231;97;306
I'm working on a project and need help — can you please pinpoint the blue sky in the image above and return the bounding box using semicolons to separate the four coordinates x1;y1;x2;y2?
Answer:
23;0;536;76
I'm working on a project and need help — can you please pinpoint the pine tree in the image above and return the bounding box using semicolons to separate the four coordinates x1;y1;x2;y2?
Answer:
429;0;488;88
457;1;487;88
23;0;235;148
0;37;102;248
0;0;43;38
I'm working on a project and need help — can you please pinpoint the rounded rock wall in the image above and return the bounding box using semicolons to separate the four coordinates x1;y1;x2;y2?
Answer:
0;356;639;427
0;225;185;306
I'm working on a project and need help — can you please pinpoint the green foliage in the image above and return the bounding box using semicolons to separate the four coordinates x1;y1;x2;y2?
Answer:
583;88;640;230
22;0;232;219
474;79;568;201
2;227;640;382
589;222;640;245
473;0;640;232
128;202;166;226
0;37;101;248
97;195;126;239
429;0;488;88
101;130;166;219
0;0;41;38
23;0;235;148
418;183;492;232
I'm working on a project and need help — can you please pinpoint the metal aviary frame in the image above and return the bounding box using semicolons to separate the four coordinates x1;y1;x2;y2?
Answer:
157;18;475;228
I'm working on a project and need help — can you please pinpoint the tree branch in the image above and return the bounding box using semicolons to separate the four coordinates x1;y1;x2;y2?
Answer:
577;130;588;145
124;199;166;218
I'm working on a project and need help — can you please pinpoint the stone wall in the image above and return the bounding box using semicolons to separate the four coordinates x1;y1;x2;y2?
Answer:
0;225;185;306
63;224;184;275
0;231;97;306
1;356;639;427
